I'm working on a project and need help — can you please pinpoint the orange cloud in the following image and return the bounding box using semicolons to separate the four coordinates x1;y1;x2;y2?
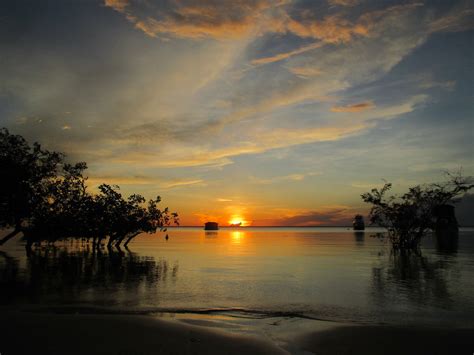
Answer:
102;0;379;43
285;15;369;43
104;0;129;12
102;0;430;55
132;17;255;39
331;101;375;112
251;42;323;65
104;0;290;40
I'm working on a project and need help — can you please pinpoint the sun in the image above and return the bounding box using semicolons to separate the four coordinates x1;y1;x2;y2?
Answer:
229;218;242;225
228;215;247;226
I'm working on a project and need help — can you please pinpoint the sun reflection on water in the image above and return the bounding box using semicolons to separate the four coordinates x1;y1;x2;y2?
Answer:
231;231;244;244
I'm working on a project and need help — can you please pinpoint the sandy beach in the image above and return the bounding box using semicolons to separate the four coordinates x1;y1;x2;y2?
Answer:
0;310;287;355
1;309;473;355
296;324;474;355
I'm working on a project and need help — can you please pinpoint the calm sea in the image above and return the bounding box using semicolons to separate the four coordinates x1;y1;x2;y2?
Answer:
1;227;474;328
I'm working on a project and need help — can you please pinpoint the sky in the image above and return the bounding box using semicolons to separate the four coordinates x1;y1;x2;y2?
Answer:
0;0;473;226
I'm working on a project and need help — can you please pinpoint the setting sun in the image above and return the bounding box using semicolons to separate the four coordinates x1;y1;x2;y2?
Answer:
229;216;248;226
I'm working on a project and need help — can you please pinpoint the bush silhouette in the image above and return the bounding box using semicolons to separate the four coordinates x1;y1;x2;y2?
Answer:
362;172;473;250
0;128;178;249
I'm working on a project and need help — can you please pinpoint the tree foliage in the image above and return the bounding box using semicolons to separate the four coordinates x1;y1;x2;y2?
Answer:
0;128;63;230
361;172;473;250
0;128;178;248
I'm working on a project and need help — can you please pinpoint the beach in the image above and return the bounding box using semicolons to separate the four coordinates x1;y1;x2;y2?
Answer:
1;309;473;355
0;309;287;355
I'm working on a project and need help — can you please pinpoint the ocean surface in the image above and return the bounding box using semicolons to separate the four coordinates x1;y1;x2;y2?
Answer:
1;227;474;330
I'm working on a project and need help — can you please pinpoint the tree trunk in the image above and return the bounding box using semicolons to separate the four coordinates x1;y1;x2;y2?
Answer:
25;238;33;257
115;233;129;247
0;228;22;246
96;235;105;250
123;232;141;247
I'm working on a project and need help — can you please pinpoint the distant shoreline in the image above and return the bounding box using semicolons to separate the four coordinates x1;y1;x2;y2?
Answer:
171;225;359;228
168;225;474;228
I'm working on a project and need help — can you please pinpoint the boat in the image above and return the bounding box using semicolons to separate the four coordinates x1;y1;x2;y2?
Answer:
353;214;365;230
229;222;242;227
204;222;219;230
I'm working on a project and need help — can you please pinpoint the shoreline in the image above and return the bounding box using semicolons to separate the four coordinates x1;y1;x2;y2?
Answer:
1;309;473;355
1;309;287;355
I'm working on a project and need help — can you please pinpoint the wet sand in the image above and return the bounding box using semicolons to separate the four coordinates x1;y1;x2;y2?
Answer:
296;324;474;355
1;310;473;355
0;310;287;355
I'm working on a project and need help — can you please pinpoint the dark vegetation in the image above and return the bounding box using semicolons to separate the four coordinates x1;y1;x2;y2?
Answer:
0;128;178;250
362;172;473;250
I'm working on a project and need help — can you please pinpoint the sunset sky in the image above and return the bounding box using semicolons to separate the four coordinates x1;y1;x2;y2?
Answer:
1;0;473;226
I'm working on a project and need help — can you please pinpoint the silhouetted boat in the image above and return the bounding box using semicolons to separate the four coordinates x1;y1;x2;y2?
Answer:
353;215;365;230
204;222;219;230
229;222;242;227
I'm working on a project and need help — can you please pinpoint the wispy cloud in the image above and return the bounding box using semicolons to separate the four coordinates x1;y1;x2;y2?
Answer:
104;0;290;40
331;101;375;112
87;175;204;189
97;94;425;168
284;14;369;44
288;66;323;78
419;80;456;91
251;42;323;66
87;175;159;186
250;172;321;185
162;179;204;188
328;0;360;7
429;7;474;33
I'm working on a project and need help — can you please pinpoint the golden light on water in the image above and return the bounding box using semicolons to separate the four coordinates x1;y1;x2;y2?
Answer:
231;231;244;244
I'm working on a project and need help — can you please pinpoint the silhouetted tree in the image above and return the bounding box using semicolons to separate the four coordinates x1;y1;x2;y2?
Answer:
26;162;90;244
0;128;178;248
0;128;63;245
362;172;473;250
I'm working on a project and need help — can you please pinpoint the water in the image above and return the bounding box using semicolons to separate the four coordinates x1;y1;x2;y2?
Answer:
1;227;474;328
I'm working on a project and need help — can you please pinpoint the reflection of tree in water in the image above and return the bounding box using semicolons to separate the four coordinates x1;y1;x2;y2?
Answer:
0;247;178;305
0;251;21;303
354;231;365;246
204;231;218;239
371;251;456;309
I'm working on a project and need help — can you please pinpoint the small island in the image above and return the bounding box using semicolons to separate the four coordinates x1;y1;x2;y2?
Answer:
353;214;365;230
204;222;219;230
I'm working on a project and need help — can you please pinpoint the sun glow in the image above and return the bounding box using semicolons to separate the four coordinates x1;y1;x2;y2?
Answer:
228;215;248;226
